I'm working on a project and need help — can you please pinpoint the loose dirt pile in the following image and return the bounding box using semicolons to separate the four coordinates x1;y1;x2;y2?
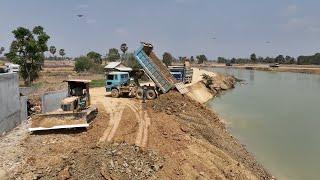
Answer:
10;103;164;180
148;92;272;179
16;143;164;180
208;72;236;93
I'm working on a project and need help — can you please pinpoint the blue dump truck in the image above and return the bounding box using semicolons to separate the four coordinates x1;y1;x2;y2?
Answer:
168;61;193;84
105;42;189;99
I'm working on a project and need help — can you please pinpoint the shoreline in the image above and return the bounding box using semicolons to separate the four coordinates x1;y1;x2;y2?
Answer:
185;68;273;178
194;63;320;75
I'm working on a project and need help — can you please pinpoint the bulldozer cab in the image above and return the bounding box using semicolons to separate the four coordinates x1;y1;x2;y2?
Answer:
64;80;91;109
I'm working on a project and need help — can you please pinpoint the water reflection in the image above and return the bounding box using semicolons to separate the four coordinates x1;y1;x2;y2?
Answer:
249;70;254;81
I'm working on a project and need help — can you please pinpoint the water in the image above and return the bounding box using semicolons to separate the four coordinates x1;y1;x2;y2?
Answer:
206;67;320;180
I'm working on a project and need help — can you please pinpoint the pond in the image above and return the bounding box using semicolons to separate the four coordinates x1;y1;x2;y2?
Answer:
206;67;320;180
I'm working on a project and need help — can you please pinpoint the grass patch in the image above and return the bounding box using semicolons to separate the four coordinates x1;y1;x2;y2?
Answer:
90;79;105;87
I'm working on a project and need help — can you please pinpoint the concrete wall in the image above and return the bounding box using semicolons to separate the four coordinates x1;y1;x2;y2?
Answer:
19;86;36;96
0;73;27;134
20;96;28;122
42;90;67;113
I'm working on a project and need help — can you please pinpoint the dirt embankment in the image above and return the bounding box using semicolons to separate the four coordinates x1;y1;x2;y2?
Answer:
148;92;272;179
187;69;237;103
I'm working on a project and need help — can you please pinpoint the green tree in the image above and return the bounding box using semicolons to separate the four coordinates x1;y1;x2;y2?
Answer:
74;56;93;72
275;55;285;64
230;58;236;64
120;43;128;61
87;51;102;64
250;53;257;63
285;56;295;64
5;26;50;86
297;53;320;65
49;46;56;58
0;47;5;55
123;52;141;70
217;57;226;63
196;55;208;64
59;49;65;59
190;56;195;63
107;48;120;62
162;52;173;67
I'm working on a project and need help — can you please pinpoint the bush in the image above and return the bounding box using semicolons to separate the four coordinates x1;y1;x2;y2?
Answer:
201;73;213;87
74;56;105;73
89;63;105;74
74;56;93;72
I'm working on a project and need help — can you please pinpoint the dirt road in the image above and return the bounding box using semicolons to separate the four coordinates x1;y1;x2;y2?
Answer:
91;88;150;147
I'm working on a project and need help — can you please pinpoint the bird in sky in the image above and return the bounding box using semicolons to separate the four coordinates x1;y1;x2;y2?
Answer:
77;14;84;18
266;41;271;44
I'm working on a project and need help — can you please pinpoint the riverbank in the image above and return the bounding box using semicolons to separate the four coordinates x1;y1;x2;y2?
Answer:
195;63;320;74
0;69;272;179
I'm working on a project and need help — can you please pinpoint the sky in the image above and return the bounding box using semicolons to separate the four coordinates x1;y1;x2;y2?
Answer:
0;0;320;59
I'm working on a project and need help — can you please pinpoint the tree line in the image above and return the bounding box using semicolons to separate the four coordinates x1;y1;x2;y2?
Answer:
217;53;320;65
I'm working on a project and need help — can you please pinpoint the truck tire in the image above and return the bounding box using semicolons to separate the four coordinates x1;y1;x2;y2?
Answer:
136;88;143;99
146;89;157;100
111;89;120;98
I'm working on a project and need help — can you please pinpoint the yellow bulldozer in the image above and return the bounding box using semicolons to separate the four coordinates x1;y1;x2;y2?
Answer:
29;80;98;132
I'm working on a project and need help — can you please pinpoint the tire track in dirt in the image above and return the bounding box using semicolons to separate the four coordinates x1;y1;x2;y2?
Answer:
98;100;125;144
125;102;151;148
92;87;150;147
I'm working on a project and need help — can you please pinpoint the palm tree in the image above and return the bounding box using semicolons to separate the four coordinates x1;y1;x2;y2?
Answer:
49;46;56;58
0;47;5;56
120;43;128;62
59;49;65;59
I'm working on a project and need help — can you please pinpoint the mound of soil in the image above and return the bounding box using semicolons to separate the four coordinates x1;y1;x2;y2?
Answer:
148;92;272;179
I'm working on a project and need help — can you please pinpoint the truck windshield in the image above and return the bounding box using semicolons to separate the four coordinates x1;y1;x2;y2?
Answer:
107;75;114;80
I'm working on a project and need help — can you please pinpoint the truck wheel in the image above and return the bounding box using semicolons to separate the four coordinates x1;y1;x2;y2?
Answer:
146;89;157;100
111;89;120;98
136;88;143;99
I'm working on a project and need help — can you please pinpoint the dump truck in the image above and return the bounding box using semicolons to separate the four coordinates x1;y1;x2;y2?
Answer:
169;60;193;84
29;80;98;132
105;42;189;99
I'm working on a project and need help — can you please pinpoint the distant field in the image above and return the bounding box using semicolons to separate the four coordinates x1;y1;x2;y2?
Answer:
43;60;75;68
90;79;105;87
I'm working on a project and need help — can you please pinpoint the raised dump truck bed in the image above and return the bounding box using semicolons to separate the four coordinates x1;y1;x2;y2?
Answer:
134;44;175;93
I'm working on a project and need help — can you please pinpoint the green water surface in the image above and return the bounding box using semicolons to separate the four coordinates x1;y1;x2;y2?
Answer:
206;67;320;180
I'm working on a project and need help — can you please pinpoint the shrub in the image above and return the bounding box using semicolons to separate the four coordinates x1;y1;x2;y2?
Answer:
89;63;105;74
201;73;213;87
74;56;93;72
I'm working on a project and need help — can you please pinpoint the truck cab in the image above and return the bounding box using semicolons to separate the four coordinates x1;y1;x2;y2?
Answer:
170;71;183;82
105;71;130;92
